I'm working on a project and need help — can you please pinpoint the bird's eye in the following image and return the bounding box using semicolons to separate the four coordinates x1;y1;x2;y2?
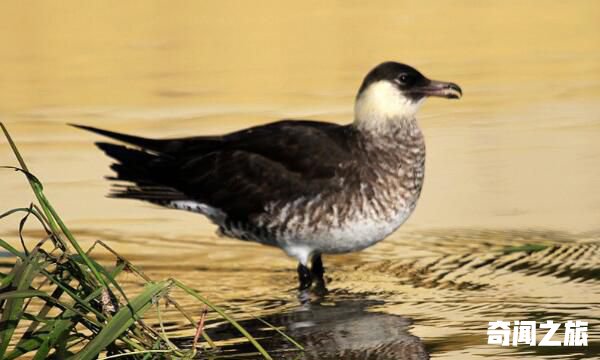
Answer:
396;74;410;85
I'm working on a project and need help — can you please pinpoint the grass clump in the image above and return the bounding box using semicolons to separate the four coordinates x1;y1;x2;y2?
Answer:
0;123;301;359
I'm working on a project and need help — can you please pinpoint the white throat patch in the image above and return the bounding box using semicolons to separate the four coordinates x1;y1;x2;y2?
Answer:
354;80;424;131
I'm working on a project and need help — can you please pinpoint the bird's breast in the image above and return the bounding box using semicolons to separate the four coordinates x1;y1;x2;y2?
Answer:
264;141;426;253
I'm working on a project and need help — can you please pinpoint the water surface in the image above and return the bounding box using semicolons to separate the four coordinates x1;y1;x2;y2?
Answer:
1;1;599;359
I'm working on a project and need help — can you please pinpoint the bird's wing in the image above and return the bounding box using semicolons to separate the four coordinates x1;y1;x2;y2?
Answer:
172;150;330;218
80;120;355;219
169;121;354;218
216;120;352;177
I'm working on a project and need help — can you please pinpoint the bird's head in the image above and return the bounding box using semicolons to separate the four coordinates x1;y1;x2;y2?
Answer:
354;62;462;131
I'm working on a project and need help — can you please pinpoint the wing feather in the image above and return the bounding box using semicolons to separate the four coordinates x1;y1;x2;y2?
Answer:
80;120;356;220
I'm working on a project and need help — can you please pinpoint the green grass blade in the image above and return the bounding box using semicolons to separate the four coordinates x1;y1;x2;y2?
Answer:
0;123;60;238
39;195;109;289
35;268;105;321
70;254;131;306
97;349;173;359
0;288;98;323
253;315;304;351
31;336;52;360
19;279;66;351
1;123;108;290
0;207;40;221
0;238;24;259
503;243;548;254
173;279;273;360
72;280;173;360
0;289;49;300
0;256;42;358
5;328;49;360
0;269;16;290
5;286;106;360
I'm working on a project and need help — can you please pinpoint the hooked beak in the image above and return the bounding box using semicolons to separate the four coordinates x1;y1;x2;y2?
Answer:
418;79;462;99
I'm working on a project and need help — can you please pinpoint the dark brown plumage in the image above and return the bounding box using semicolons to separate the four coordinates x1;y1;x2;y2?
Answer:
80;120;353;219
73;61;462;291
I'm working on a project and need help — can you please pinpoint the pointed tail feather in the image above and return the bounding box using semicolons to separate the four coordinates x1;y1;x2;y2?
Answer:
71;123;224;154
70;124;166;152
95;142;185;201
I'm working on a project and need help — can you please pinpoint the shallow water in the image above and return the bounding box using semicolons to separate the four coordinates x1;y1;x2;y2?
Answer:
1;1;600;359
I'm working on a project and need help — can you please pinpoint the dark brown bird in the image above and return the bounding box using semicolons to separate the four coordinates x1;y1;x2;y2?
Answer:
72;61;462;292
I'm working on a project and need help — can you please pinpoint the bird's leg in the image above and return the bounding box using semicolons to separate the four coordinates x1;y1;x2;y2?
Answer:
311;254;328;294
297;262;312;291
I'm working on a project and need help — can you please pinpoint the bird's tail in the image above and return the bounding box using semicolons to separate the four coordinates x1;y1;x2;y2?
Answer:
70;124;166;152
71;124;189;202
95;142;186;202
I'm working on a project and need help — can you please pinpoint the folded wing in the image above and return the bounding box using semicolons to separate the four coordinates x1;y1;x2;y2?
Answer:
74;120;354;221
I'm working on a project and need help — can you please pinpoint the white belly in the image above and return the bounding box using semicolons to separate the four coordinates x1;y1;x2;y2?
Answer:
280;204;415;261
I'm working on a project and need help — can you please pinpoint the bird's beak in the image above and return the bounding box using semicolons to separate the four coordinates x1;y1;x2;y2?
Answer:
419;79;462;99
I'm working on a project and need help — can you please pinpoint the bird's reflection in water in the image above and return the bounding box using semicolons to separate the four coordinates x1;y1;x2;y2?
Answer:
205;296;429;360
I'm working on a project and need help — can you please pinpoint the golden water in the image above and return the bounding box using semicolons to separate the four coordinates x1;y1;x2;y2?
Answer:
1;1;599;359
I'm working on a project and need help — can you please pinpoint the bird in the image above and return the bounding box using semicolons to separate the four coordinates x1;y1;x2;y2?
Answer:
72;61;461;293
